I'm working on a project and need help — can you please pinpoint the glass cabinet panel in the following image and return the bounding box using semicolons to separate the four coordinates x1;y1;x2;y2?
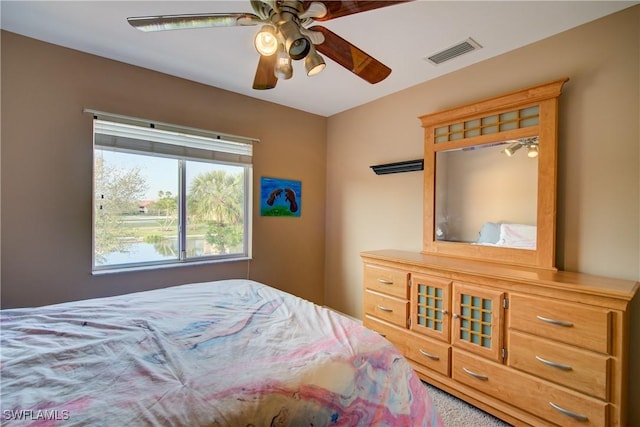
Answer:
451;282;504;362
410;274;451;342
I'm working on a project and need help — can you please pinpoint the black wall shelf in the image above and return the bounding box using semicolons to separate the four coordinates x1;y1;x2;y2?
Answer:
370;159;424;175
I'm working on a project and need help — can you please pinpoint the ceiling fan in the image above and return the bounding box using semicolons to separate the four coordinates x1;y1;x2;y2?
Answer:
127;1;410;90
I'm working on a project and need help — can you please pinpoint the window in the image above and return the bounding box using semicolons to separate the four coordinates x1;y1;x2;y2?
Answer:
90;112;255;271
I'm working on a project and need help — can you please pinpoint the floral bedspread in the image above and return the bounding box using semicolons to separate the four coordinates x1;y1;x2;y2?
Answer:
1;279;442;426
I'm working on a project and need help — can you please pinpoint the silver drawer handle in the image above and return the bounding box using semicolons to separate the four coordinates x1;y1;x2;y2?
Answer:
376;305;393;312
549;401;588;421
419;349;440;360
377;278;393;285
536;355;573;371
462;367;488;381
536;315;573;327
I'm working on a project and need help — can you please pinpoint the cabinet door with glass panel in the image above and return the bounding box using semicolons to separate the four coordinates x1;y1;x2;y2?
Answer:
410;274;452;343
451;282;505;363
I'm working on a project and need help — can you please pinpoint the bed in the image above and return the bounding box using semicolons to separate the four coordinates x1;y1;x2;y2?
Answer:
1;279;442;426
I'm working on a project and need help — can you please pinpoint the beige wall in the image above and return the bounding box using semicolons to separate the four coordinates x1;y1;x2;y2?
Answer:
325;5;640;423
1;31;327;307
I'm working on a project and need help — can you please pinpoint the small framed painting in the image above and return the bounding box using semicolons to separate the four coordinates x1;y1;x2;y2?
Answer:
260;177;301;217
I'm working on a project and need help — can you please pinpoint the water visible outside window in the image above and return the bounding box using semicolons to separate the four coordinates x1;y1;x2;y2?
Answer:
94;149;245;267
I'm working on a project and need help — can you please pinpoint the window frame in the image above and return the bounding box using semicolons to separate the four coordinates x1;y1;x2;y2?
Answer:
89;111;255;273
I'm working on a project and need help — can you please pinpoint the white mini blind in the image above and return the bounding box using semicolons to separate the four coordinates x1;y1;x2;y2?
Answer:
87;109;256;165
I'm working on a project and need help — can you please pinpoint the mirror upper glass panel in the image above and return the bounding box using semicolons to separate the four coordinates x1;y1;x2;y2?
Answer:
434;106;540;143
435;137;538;249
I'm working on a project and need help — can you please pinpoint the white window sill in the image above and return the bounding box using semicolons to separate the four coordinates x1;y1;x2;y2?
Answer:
92;256;252;275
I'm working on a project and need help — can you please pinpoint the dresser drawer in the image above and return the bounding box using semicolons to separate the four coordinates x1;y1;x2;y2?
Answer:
365;315;449;376
363;264;409;299
509;294;610;354
363;290;408;328
453;349;608;427
508;330;610;400
405;332;450;377
364;314;405;344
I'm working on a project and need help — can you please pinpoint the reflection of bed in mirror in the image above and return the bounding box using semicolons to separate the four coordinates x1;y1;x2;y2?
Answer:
473;221;536;249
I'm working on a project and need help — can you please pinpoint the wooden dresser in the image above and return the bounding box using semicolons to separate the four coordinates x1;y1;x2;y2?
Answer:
362;250;638;427
361;80;638;425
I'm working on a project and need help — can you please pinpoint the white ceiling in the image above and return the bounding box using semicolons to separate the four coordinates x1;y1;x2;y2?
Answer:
1;1;637;117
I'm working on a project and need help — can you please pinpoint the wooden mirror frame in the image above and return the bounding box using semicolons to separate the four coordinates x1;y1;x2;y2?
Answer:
420;78;568;270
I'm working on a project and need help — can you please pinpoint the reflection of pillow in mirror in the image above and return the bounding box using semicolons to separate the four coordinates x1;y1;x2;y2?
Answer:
498;223;537;248
477;222;501;244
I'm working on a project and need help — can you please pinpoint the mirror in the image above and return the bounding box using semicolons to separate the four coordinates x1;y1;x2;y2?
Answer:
435;138;538;249
420;78;568;269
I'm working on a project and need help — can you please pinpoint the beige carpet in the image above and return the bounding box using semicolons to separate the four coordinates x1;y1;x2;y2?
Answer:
424;383;512;427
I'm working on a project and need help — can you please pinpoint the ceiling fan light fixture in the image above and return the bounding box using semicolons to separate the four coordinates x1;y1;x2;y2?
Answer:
274;44;293;80
305;47;325;76
254;25;278;56
289;37;311;60
279;20;310;60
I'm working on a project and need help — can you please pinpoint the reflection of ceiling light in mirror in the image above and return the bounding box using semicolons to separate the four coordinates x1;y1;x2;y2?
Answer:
503;142;522;157
502;136;539;157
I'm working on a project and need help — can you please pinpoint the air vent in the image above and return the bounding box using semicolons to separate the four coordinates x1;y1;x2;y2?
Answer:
425;38;482;65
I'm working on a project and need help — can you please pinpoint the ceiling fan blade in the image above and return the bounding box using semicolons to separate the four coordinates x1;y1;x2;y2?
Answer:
252;54;278;90
302;1;411;21
309;25;391;84
127;13;263;32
